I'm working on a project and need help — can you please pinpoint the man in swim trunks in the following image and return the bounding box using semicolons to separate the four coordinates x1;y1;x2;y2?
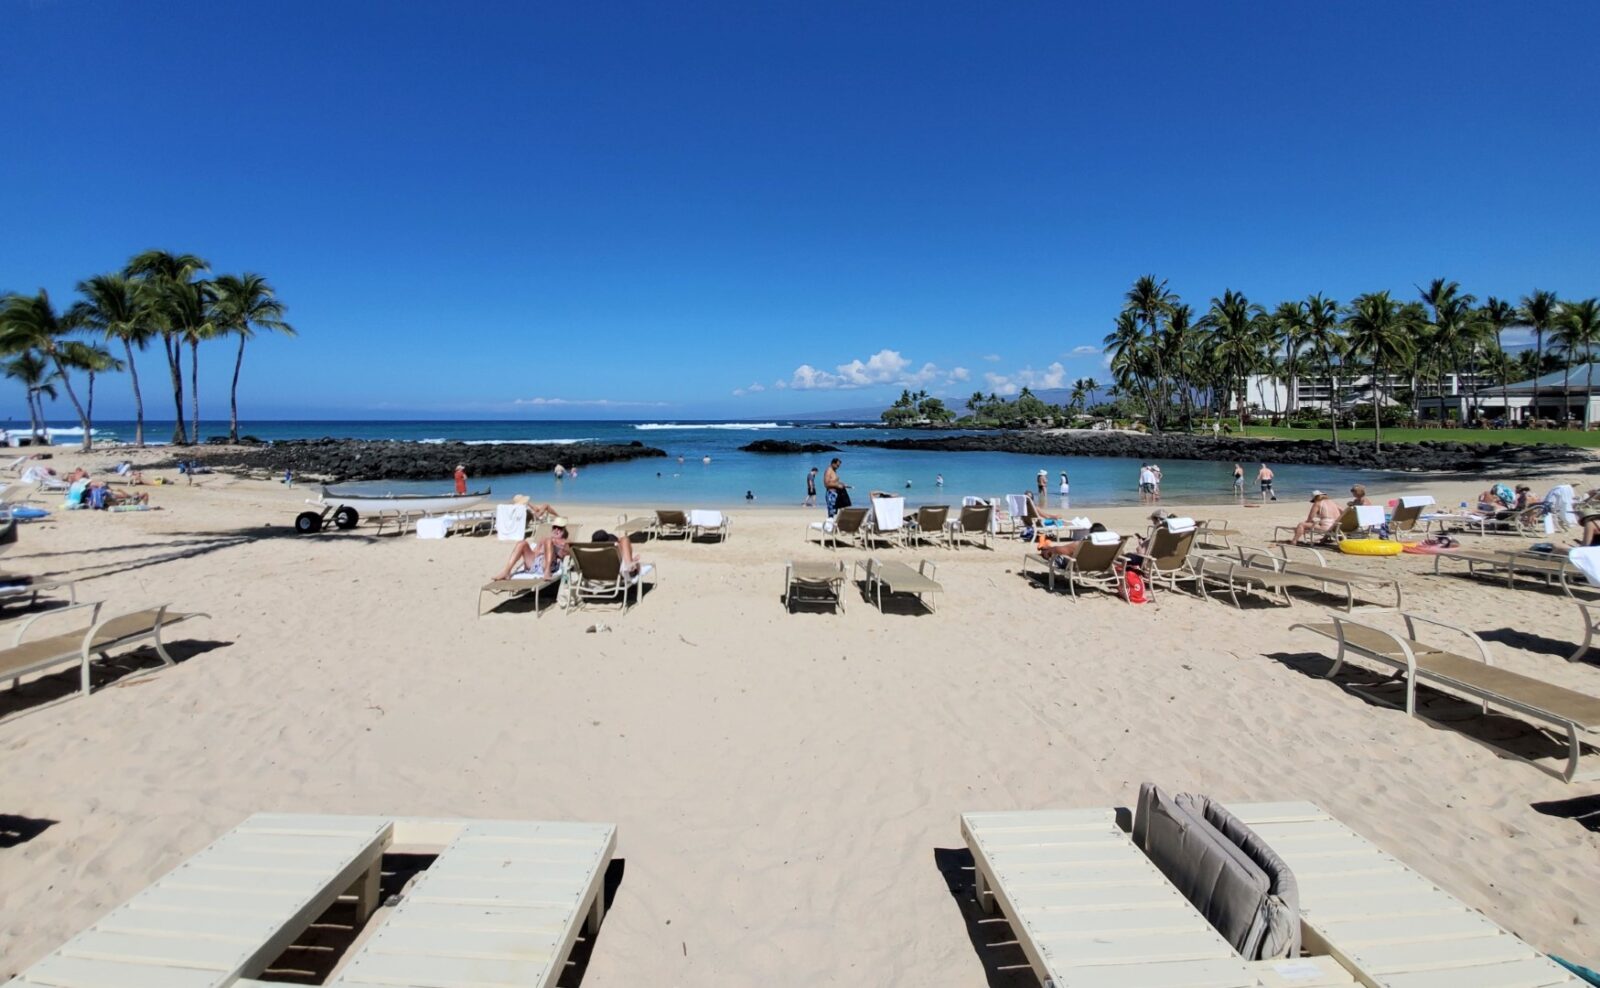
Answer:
1257;463;1277;501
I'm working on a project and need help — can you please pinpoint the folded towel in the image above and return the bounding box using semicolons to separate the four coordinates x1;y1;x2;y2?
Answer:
1165;516;1196;533
1090;530;1121;546
415;517;450;540
1399;495;1435;508
1570;547;1600;588
690;509;723;528
1355;505;1386;528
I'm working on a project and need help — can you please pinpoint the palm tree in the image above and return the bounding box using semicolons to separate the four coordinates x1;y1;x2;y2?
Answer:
70;273;154;446
1419;279;1477;423
1068;378;1087;412
1200;289;1263;432
1480;297;1518;425
1301;293;1344;449
1123;275;1176;431
126;250;209;444
1104;309;1155;425
1082;377;1099;408
1271;300;1308;425
1519;290;1560;424
1343;291;1415;452
1163;303;1200;429
163;279;216;443
60;341;124;440
3;351;57;442
0;291;97;450
1555;299;1600;429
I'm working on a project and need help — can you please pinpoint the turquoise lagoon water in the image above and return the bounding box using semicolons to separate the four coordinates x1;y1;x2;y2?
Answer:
34;419;1410;509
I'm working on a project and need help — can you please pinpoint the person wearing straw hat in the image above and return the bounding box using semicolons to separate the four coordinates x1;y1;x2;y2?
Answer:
1291;490;1340;543
492;515;571;581
511;493;560;522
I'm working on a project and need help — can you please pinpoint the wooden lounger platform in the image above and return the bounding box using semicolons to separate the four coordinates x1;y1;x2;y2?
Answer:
962;807;1258;988
1228;801;1575;988
1294;613;1600;782
7;814;617;988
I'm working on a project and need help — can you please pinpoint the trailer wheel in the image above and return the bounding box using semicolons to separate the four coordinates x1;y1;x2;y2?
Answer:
295;511;324;534
333;506;360;530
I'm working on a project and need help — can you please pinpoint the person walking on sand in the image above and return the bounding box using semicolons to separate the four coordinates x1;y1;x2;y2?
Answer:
823;457;850;518
454;463;467;495
1058;470;1070;509
804;466;818;507
1232;463;1244;497
1258;463;1277;501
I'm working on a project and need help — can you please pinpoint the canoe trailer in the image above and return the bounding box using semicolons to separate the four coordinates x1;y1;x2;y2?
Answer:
295;486;491;535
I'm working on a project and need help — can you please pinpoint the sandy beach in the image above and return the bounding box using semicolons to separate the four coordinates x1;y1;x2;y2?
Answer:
3;453;1599;984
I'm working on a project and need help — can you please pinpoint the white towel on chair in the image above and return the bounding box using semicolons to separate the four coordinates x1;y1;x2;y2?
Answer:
415;517;449;540
496;504;528;541
1165;516;1196;533
872;497;904;532
1570;547;1600;587
1006;494;1029;520
1398;495;1435;508
1355;505;1386;528
1090;530;1121;546
690;509;723;528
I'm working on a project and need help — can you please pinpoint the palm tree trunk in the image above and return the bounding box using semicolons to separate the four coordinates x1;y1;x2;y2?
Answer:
1534;330;1544;425
1373;361;1384;453
1328;361;1341;451
45;353;93;452
190;341;201;443
122;340;145;447
1587;351;1595;430
25;389;40;443
229;335;245;442
165;335;187;445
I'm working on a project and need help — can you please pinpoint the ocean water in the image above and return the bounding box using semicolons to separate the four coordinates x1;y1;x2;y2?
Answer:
26;418;1411;508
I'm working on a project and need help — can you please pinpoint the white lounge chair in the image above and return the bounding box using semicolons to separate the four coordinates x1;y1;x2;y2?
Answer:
1227;801;1577;988
1292;611;1600;782
688;509;730;541
1;602;209;708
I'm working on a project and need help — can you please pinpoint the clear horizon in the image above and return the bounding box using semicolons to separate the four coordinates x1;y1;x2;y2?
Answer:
4;1;1597;422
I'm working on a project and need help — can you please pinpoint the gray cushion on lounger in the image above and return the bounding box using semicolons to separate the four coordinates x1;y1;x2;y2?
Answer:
1176;792;1301;959
1132;783;1291;961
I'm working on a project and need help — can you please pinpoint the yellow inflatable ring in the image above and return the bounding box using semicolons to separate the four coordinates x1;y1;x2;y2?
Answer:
1338;538;1405;556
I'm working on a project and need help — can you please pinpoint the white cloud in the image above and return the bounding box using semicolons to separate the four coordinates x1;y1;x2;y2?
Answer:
982;353;1002;362
513;397;669;407
984;372;1018;397
732;382;767;396
949;366;970;382
983;362;1067;397
772;380;788;390
1071;345;1101;355
788;349;965;390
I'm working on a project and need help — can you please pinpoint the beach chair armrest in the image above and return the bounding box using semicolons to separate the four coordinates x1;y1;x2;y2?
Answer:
1237;546;1284;571
1401;612;1493;665
918;559;937;579
14;600;103;645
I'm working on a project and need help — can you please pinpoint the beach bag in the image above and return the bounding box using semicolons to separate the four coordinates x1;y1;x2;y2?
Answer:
835;487;852;509
1123;569;1149;604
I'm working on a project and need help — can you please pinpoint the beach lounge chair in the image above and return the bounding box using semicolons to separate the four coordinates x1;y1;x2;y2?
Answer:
1;602;209;708
651;509;691;540
1195;555;1298;609
783;560;846;613
0;575;77;610
0;482;40;505
1240;544;1402;611
9;813;618;988
961;806;1263;988
1388;495;1433;536
1197;518;1242;549
478;563;565;617
1291;611;1600;781
689;508;730;541
1135;517;1202;594
854;557;942;613
1274;506;1367;546
1021;531;1127;598
1227;801;1578;986
1570;601;1600;663
865;495;907;547
1431;547;1580;596
905;504;950;548
565;542;656;613
806;506;868;550
944;503;993;549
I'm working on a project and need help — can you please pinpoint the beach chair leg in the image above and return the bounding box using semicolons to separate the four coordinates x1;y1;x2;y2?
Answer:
1570;617;1596;663
586;886;607;935
151;606;176;666
348;858;382;923
973;863;995;914
1564;723;1582;783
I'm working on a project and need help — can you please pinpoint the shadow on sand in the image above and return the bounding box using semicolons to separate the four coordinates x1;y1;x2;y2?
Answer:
0;815;58;849
932;847;1039;988
0;638;232;722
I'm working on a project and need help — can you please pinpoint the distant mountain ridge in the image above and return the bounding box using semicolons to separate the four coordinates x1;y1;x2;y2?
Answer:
785;387;1078;421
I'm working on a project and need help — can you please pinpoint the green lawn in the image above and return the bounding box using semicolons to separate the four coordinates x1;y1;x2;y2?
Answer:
1220;425;1600;447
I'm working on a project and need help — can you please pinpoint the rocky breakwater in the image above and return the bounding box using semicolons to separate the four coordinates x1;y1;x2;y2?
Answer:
739;439;842;453
167;439;667;483
843;430;1595;473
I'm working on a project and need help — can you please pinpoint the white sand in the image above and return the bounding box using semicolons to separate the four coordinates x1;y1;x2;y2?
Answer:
2;456;1599;983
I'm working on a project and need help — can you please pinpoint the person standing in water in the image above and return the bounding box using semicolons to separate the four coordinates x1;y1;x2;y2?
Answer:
1058;470;1070;509
1036;469;1049;505
553;463;565;480
1232;463;1244;497
1258;463;1277;501
454;463;468;495
935;473;944;488
804;467;818;507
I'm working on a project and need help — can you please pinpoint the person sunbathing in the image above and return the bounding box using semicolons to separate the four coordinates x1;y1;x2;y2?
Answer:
1572;514;1600;549
493;519;570;580
588;529;644;575
1290;491;1342;544
510;494;560;521
1037;523;1107;563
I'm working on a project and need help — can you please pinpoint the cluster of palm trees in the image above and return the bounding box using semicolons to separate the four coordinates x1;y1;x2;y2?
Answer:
0;251;294;450
1104;275;1600;450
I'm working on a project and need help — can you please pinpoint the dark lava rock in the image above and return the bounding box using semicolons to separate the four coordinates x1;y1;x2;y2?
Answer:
156;439;667;483
842;431;1594;473
739;439;842;454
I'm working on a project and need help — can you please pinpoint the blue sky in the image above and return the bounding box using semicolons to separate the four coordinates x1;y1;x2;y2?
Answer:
3;0;1597;422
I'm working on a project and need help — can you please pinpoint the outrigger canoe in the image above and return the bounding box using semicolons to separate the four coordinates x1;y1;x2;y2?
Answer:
295;485;490;534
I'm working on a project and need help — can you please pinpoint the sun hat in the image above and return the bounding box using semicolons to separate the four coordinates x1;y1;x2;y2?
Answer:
552;516;569;527
512;494;530;505
1311;490;1325;498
